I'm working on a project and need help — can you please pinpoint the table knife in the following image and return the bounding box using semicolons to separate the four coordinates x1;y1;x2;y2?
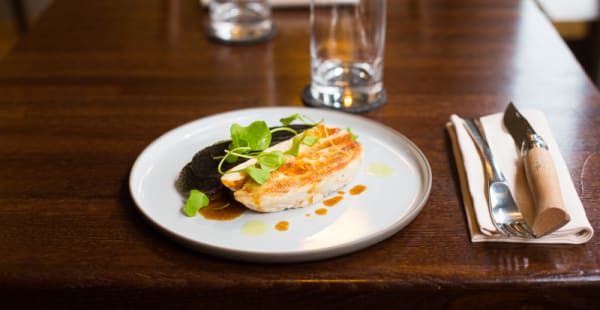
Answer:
502;102;570;237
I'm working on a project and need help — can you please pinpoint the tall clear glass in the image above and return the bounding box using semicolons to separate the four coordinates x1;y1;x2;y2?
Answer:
303;0;386;113
208;0;276;44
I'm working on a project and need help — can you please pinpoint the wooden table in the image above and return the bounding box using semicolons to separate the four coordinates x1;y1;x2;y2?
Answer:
1;0;599;308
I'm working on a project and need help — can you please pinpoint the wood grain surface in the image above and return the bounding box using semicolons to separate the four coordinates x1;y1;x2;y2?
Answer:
0;0;599;308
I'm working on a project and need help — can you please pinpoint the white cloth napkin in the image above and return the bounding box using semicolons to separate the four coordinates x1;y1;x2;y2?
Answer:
447;110;593;244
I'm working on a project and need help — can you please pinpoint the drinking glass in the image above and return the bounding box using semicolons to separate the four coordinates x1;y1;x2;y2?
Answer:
302;0;387;113
207;0;276;43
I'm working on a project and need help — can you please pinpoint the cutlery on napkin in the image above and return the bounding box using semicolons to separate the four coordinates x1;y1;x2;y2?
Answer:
503;103;571;237
447;109;593;244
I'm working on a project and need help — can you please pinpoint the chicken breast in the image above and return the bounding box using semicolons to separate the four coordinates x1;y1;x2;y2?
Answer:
221;124;362;212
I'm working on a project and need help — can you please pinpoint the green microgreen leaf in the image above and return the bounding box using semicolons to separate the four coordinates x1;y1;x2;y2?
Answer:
346;128;358;141
224;146;240;164
218;117;329;185
225;154;238;164
243;165;271;185
280;113;320;126
229;124;245;149
184;189;209;217
257;151;285;172
302;135;319;146
280;113;301;126
285;132;306;157
230;121;271;151
218;147;252;173
270;126;298;136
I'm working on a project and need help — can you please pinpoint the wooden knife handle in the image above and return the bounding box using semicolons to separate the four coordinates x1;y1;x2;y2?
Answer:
523;147;570;237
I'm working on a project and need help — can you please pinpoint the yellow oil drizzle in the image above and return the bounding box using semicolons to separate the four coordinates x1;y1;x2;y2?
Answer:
241;220;269;236
367;163;394;177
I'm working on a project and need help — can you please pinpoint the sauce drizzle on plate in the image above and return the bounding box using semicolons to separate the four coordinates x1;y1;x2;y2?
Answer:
199;200;245;221
275;221;289;231
349;184;367;195
323;195;343;207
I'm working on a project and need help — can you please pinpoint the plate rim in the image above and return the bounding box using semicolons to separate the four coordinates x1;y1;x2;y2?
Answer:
129;107;432;263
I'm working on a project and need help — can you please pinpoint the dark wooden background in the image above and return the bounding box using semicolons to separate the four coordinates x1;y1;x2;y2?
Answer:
0;0;599;308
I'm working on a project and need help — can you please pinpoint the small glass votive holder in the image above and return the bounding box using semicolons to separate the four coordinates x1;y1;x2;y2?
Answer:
207;0;276;44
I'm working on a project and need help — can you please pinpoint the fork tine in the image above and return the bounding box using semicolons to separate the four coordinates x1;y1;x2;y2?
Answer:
507;222;533;238
513;222;535;238
500;223;520;237
511;224;528;238
498;223;514;237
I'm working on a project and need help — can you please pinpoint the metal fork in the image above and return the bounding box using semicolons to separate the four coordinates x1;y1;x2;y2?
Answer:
463;118;535;238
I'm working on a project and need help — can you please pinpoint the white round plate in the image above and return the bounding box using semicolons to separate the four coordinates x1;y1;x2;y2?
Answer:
129;107;432;263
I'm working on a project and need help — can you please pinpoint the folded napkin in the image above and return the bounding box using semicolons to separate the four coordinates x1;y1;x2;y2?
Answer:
447;110;593;244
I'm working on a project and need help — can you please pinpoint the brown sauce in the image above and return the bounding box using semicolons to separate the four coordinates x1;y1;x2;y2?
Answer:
275;221;289;231
199;199;245;221
323;195;343;207
349;184;367;195
315;208;328;215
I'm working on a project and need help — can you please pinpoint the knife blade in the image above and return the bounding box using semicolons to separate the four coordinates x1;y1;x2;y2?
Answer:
503;102;570;237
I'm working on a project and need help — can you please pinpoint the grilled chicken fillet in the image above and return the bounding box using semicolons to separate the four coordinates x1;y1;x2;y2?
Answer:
221;124;362;212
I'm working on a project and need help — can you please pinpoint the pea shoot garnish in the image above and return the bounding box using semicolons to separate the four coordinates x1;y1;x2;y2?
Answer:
183;114;356;217
216;115;319;184
183;189;209;217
